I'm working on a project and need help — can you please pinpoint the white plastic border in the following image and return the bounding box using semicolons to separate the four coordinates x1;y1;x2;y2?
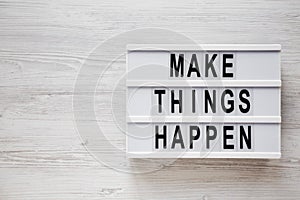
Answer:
127;44;281;51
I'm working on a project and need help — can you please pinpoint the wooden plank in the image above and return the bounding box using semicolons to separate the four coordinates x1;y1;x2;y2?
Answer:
0;0;300;199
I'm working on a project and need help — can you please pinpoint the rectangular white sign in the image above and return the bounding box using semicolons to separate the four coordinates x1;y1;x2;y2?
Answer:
126;44;281;158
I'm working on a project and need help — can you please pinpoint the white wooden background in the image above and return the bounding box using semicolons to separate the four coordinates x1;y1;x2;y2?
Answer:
0;0;300;199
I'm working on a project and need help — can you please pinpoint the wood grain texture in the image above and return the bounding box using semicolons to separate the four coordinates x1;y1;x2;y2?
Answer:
0;0;300;199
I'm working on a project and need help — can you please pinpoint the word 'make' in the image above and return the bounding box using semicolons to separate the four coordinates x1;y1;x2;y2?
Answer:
170;53;234;78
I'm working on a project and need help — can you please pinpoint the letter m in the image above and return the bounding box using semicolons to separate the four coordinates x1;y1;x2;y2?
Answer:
170;54;184;77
